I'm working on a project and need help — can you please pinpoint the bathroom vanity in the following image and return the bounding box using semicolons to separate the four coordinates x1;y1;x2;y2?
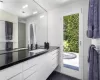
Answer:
0;47;59;80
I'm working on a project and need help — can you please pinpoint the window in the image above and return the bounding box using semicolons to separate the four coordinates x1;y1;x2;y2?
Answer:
63;13;79;53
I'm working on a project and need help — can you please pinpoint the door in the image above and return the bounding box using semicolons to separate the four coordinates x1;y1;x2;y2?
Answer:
61;10;83;79
18;22;26;48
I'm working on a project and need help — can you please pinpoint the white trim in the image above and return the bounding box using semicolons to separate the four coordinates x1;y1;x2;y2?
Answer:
60;8;83;80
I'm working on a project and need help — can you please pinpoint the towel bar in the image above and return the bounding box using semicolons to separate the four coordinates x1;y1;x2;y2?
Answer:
94;48;100;54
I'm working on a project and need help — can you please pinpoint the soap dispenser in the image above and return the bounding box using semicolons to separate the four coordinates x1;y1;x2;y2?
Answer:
28;44;30;50
30;44;33;50
35;43;38;49
44;42;49;49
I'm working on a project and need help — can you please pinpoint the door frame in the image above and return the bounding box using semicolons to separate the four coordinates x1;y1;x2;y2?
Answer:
60;8;83;80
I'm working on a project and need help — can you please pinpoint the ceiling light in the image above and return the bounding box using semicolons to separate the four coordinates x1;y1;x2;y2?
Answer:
33;11;38;14
40;15;44;18
23;4;28;9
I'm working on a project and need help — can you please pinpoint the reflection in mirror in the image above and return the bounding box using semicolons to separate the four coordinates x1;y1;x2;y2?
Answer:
0;0;48;52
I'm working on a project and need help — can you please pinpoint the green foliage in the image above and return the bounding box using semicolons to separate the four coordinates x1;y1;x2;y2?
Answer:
63;40;70;52
63;13;79;53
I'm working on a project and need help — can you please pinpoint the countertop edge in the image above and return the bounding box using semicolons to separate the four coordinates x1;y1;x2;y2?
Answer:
0;47;59;71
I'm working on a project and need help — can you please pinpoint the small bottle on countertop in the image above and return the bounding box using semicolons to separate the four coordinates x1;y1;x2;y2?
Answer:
35;43;38;49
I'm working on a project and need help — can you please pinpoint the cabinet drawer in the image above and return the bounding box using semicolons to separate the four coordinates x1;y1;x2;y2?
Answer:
23;64;37;79
52;62;58;70
52;52;58;59
48;50;58;59
51;50;58;55
22;58;37;71
5;64;22;79
48;49;58;56
8;73;22;80
28;58;38;68
25;72;37;80
52;55;58;70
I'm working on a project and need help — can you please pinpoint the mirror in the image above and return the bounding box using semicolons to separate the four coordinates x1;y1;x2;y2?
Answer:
0;0;48;51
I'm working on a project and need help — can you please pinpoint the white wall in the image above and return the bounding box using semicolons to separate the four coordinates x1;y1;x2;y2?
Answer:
48;0;90;80
82;1;91;80
0;9;18;50
26;13;48;46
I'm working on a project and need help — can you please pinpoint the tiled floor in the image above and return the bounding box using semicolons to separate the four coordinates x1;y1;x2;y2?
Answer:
47;71;79;80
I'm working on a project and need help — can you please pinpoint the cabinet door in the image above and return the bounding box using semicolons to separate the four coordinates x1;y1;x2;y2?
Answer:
8;73;22;80
51;55;58;70
44;54;53;78
47;50;59;73
41;55;50;80
37;55;47;80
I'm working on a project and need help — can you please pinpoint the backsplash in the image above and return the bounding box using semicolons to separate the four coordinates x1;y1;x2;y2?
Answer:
0;42;18;51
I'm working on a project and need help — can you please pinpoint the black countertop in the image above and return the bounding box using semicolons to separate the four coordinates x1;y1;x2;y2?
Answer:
0;46;59;70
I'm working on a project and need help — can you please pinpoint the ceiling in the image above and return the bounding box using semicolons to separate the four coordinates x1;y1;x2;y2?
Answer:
0;0;80;19
34;0;80;11
0;0;46;19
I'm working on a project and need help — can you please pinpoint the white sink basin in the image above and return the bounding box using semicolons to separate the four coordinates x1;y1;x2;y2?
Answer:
29;49;47;53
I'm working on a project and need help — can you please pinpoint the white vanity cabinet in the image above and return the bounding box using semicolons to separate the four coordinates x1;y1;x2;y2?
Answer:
0;49;59;80
37;49;59;80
